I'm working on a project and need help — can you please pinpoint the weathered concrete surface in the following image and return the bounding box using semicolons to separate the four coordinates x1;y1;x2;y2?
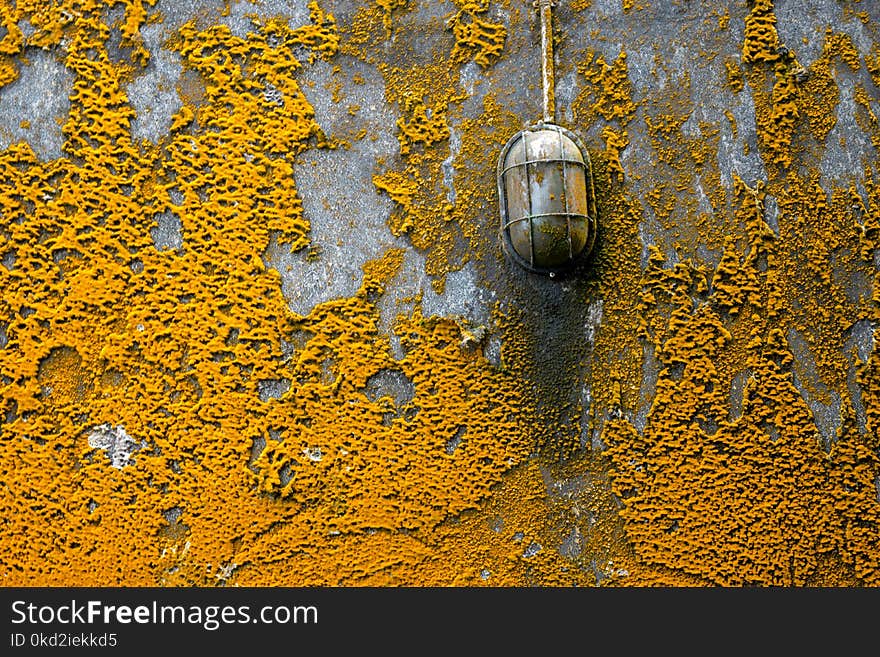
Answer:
2;0;880;586
0;49;72;160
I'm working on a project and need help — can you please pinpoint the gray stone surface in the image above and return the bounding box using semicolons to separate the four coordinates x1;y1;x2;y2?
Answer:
128;26;184;144
87;424;145;469
268;55;406;317
150;211;184;251
0;50;72;161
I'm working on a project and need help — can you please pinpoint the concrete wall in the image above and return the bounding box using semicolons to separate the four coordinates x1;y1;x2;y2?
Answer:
1;0;879;585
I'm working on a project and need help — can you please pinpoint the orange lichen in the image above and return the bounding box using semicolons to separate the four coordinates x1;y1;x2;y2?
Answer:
865;45;880;89
372;170;418;213
724;108;738;139
394;98;450;155
754;58;800;167
604;175;880;585
359;1;503;293
0;58;16;86
445;91;521;265
571;2;880;586
740;6;862;169
708;178;773;317
0;1;25;86
574;50;638;126
3;0;880;589
739;0;807;170
248;249;537;531
741;0;780;65
798;32;860;144
369;57;463;292
854;85;880;149
376;0;409;34
446;1;507;69
601;125;628;183
637;72;729;253
0;0;542;586
724;57;744;93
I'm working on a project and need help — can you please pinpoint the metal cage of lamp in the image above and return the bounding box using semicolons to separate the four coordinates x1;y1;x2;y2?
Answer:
498;0;598;278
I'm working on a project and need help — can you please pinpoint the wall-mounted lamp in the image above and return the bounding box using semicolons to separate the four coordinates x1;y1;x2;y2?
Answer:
498;0;597;278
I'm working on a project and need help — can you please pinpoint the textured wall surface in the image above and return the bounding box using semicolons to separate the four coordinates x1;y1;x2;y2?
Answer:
1;0;879;586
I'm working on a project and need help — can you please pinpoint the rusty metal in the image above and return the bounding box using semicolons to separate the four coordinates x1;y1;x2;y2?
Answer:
539;0;556;123
498;0;597;277
498;124;597;276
